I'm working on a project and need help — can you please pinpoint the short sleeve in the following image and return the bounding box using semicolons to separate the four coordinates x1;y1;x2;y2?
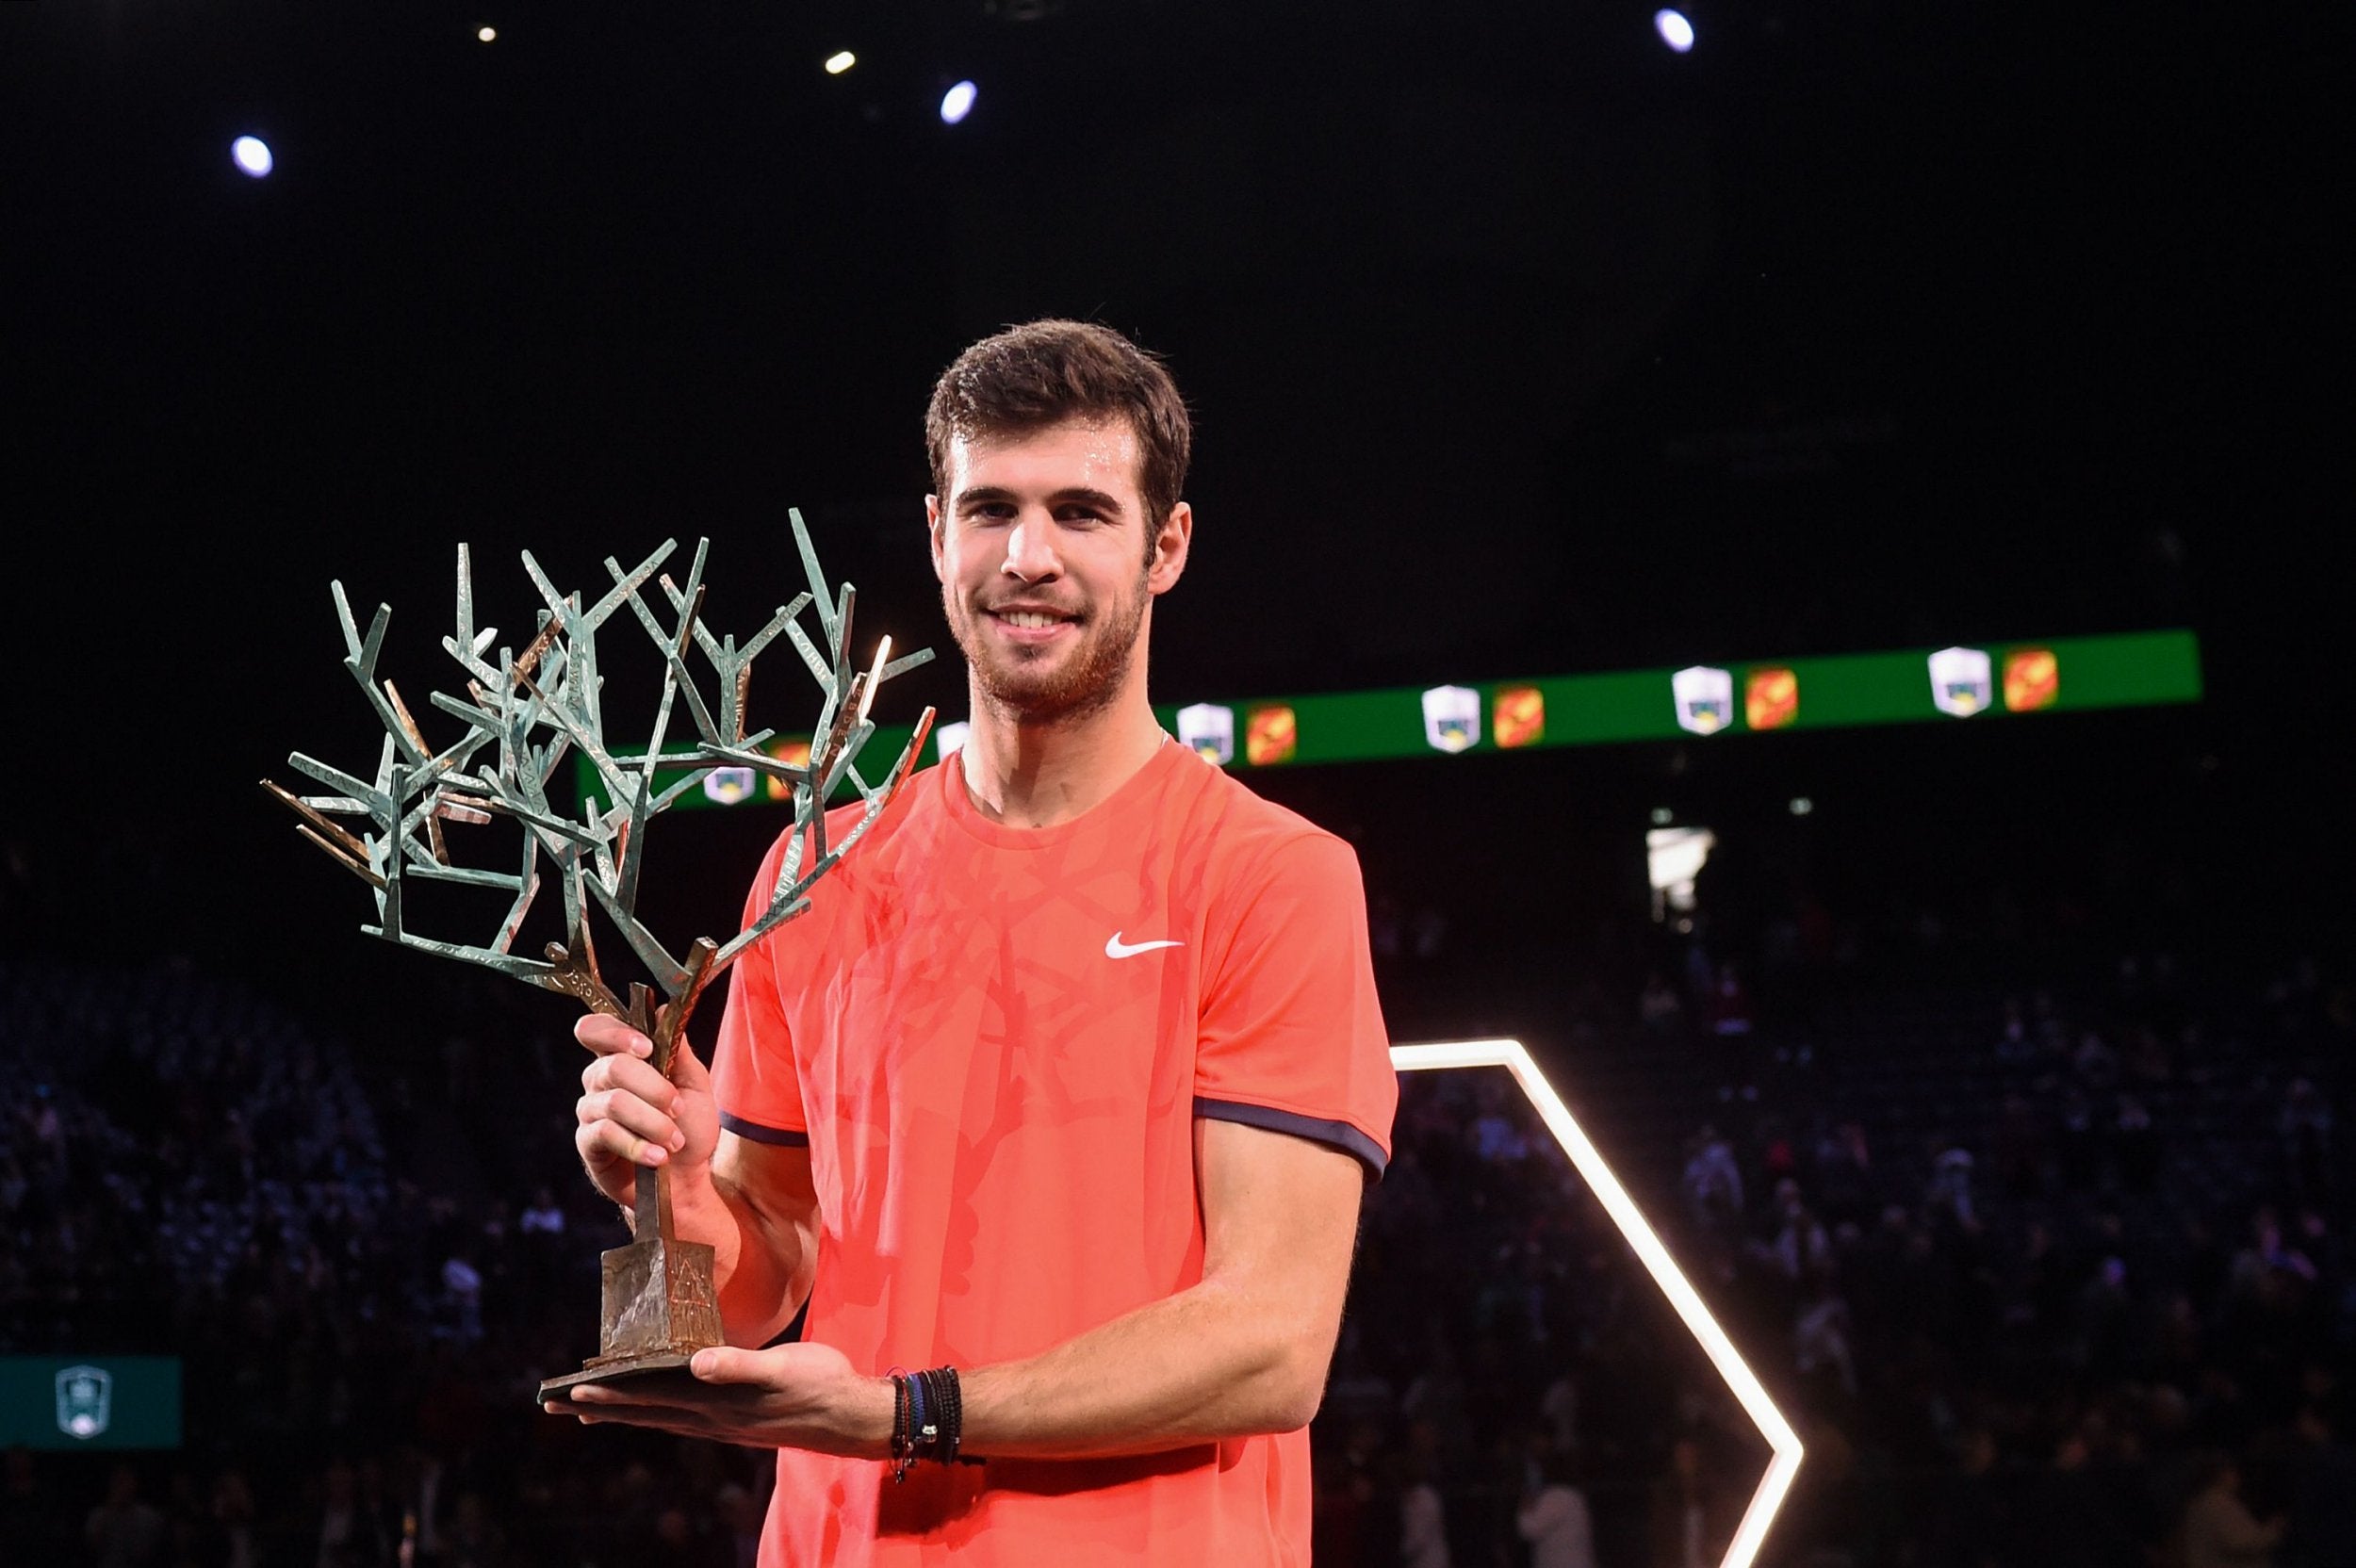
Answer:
709;833;810;1148
1194;830;1397;1180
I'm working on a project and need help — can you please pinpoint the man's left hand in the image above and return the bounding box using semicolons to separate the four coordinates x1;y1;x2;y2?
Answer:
544;1341;895;1457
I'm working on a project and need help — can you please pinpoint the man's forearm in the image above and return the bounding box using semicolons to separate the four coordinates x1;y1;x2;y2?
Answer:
950;1120;1361;1462
955;1274;1332;1460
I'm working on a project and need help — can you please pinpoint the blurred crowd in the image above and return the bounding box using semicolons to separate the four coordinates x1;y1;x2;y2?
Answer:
0;956;775;1568
2;864;2350;1567
1317;842;2355;1568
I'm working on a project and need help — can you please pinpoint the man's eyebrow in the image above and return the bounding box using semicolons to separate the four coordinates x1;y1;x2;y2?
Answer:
954;484;1127;514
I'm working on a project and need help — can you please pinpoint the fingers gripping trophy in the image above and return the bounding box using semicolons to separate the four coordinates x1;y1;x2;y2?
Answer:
263;514;933;1403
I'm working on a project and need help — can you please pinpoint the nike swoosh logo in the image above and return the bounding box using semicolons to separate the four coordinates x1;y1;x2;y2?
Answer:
1105;932;1184;959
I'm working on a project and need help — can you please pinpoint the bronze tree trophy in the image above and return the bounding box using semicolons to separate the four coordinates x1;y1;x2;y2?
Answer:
263;515;933;1403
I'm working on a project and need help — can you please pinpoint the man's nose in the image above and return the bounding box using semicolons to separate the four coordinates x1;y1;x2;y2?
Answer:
1001;514;1061;581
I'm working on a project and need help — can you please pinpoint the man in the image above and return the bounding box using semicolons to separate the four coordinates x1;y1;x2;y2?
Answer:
554;318;1398;1563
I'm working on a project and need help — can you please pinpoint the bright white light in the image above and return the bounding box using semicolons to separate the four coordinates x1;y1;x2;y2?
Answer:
857;636;891;724
478;25;497;42
1790;796;1814;816
1646;825;1715;917
940;80;977;124
231;137;273;177
1393;1039;1803;1568
1655;8;1695;51
825;50;856;75
934;721;972;759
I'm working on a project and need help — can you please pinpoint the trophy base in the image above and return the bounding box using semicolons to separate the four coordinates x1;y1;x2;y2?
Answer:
539;1169;728;1410
539;1215;728;1409
538;1348;705;1405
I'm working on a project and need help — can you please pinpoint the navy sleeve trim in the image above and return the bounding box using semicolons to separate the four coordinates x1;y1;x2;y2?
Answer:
720;1112;810;1148
1194;1097;1388;1183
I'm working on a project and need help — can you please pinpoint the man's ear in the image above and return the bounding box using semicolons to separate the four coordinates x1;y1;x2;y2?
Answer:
1147;501;1192;596
925;495;947;584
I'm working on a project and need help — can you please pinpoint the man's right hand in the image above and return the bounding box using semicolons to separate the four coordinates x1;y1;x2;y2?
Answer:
573;1013;723;1210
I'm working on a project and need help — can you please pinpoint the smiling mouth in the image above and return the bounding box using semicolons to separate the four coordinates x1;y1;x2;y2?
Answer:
987;608;1078;629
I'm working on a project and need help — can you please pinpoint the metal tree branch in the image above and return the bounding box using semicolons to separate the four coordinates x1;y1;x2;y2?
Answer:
265;511;937;1039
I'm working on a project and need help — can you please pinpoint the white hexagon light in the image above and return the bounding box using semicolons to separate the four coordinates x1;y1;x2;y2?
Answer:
1390;1038;1804;1568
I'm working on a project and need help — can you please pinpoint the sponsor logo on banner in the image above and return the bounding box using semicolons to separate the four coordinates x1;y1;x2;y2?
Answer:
1928;646;1994;717
1245;705;1298;766
702;766;755;805
1672;666;1735;735
1420;685;1481;753
1175;703;1235;765
1745;667;1800;731
762;738;814;800
2003;649;2059;711
1493;686;1546;749
56;1366;111;1441
931;722;971;760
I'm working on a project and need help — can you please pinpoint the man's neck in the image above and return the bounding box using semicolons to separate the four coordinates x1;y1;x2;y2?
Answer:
957;685;1169;829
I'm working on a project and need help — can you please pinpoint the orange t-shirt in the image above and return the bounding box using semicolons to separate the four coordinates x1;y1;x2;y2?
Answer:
711;737;1397;1565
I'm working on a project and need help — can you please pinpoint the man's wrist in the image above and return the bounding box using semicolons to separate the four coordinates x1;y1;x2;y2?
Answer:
664;1171;744;1260
844;1374;897;1461
611;1165;727;1233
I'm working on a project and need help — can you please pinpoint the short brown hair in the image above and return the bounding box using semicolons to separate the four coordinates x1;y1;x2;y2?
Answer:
924;319;1192;540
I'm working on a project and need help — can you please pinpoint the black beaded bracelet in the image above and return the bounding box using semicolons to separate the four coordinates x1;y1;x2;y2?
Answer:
888;1365;979;1479
934;1367;962;1465
889;1372;915;1481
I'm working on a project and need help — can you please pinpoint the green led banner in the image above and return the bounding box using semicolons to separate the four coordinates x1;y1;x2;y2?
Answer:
582;629;2201;810
0;1358;182;1450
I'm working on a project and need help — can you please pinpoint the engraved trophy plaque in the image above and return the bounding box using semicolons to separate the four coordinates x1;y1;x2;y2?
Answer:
263;514;933;1402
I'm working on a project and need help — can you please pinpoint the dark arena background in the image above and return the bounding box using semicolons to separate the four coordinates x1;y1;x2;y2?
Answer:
2;3;2348;1566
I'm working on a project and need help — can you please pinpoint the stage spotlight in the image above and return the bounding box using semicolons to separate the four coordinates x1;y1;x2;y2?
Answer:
478;25;496;42
1655;8;1695;51
940;80;977;123
825;50;856;74
231;137;273;177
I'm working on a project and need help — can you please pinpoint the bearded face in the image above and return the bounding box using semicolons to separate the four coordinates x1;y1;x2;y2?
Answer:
944;554;1152;726
929;417;1177;728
